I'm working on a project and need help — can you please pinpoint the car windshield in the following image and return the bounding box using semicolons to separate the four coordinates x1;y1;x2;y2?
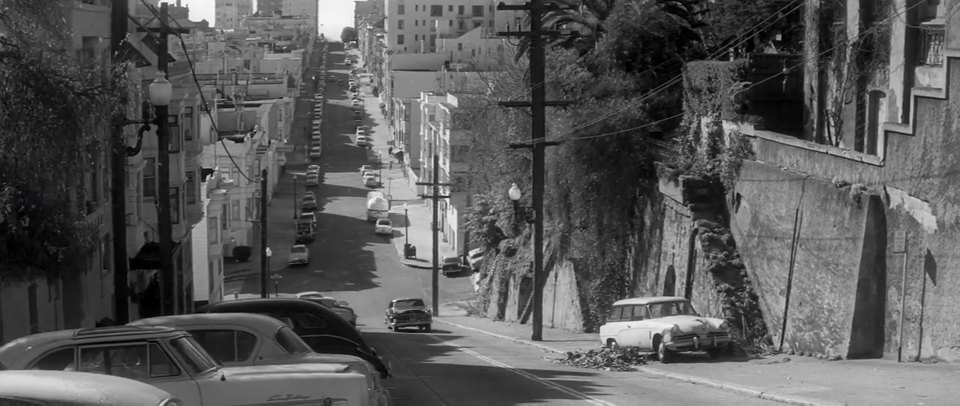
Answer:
275;327;312;355
647;301;698;318
291;246;307;254
394;299;424;309
377;220;390;226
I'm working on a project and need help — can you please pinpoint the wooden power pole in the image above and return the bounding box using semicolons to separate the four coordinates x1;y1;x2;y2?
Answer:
416;154;451;316
498;0;573;341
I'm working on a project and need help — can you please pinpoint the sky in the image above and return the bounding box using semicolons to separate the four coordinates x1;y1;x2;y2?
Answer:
174;0;355;40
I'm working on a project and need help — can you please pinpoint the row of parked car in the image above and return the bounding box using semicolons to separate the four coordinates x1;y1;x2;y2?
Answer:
0;296;389;406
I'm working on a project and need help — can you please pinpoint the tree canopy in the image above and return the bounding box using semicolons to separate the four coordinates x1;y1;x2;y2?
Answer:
0;1;126;281
340;27;358;43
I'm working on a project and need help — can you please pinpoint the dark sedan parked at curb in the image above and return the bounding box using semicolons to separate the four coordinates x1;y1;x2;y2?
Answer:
197;298;390;378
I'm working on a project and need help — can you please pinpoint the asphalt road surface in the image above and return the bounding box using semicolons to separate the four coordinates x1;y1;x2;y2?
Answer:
240;42;777;406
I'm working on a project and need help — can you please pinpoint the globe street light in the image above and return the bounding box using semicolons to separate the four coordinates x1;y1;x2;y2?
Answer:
508;183;535;224
149;71;175;315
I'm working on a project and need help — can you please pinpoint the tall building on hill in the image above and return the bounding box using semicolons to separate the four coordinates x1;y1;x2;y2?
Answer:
215;0;254;31
257;0;283;15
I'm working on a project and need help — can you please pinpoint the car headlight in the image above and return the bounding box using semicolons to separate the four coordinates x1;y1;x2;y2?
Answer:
718;321;731;331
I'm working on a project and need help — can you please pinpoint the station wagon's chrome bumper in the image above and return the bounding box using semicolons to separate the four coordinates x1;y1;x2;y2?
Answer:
666;332;731;351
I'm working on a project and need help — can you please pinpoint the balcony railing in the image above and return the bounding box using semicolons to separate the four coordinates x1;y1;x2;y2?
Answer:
919;24;944;66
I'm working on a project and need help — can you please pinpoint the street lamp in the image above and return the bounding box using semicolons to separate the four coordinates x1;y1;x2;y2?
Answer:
404;203;409;246
292;175;299;219
148;72;175;316
262;247;272;298
508;183;535;224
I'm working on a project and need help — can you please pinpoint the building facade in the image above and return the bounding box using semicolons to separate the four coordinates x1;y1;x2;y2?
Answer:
215;0;254;31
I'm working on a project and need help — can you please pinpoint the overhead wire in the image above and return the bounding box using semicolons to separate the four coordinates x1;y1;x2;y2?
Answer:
139;0;253;182
549;0;806;140
559;0;927;143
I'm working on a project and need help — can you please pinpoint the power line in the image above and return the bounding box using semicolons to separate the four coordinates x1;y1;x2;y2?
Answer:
553;0;805;138
553;0;927;144
139;0;253;182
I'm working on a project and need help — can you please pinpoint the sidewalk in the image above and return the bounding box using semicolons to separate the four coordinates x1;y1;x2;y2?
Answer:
431;314;960;406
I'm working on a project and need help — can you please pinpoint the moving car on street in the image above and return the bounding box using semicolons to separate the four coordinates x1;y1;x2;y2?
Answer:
385;298;432;332
441;255;469;276
130;313;388;406
296;291;359;327
356;136;372;147
197;298;390;378
0;370;179;406
374;218;393;236
309;145;322;158
363;174;379;188
305;173;320;186
599;296;733;363
0;326;370;406
467;247;485;271
288;244;310;265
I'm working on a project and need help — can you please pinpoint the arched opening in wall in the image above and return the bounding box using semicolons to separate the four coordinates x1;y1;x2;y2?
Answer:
663;265;676;297
684;229;700;300
848;194;887;359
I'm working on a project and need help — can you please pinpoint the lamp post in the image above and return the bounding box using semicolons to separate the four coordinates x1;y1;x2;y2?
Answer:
508;183;541;341
292;175;298;219
262;247;272;298
404;203;410;246
149;71;175;316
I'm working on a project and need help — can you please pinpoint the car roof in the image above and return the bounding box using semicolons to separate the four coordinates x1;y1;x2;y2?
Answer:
0;326;183;368
0;370;172;403
612;296;689;306
130;313;286;336
199;298;334;313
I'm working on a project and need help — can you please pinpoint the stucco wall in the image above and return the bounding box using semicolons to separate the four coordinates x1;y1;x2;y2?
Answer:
730;160;875;357
542;260;585;332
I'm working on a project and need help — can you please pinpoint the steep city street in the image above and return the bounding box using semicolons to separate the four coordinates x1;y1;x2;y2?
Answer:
220;42;778;406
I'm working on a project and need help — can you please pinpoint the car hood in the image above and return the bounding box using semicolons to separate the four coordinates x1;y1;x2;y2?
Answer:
643;315;725;332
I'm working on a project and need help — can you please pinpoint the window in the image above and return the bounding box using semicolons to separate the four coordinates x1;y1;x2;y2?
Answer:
231;201;240;223
607;306;624;322
208;217;219;244
473;20;482;29
449;20;453;27
33;348;75;370
458;19;465;29
397;19;404;29
397;4;404;14
396;34;405;45
169;337;217;374
148;342;179;377
144;158;156;198
276;327;311;354
294;312;327;329
183;107;194;141
430;35;436;46
414;34;418;41
448;5;453;11
629;305;647;321
430;5;442;16
221;204;229;229
414;4;417;11
457;43;463;51
189;329;257;363
186;171;196;204
169;187;180;225
472;5;483;16
458;5;464;15
414;19;418;26
76;344;151;379
168;116;180;153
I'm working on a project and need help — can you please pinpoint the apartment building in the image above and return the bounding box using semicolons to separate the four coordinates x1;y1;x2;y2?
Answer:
382;0;524;53
0;0;117;342
215;0;254;31
418;92;477;253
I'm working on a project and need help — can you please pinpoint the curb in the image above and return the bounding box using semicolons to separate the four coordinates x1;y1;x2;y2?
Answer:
435;318;839;406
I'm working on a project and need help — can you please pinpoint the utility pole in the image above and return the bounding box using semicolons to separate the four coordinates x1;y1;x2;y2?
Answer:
138;3;187;316
109;0;130;324
498;0;573;341
260;168;269;298
416;154;451;316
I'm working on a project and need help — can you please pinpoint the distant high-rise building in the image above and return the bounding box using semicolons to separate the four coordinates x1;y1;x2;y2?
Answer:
215;0;254;31
282;0;319;32
257;0;283;15
382;0;524;53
